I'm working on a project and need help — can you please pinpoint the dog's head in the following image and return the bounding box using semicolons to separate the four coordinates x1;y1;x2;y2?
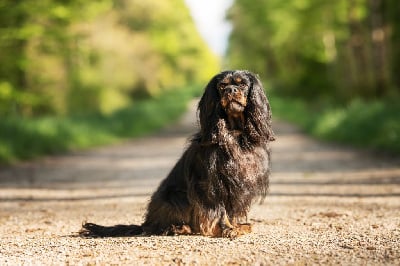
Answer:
198;70;275;144
217;71;251;118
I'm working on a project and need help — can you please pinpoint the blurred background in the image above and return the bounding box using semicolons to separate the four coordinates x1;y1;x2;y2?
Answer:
0;0;399;164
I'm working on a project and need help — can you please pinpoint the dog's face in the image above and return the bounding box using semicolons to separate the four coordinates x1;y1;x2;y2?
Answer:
217;71;251;118
198;69;274;142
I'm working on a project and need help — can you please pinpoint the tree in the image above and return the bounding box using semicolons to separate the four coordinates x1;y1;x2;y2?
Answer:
0;0;218;116
226;0;400;101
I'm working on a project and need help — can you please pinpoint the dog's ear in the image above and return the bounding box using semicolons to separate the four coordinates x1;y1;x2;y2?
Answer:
197;72;226;142
245;72;275;142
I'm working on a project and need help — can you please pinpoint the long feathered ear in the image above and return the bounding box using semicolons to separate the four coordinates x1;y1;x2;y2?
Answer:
197;72;225;142
245;72;275;142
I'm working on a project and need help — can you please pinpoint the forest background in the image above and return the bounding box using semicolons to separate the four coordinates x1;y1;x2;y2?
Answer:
0;0;399;164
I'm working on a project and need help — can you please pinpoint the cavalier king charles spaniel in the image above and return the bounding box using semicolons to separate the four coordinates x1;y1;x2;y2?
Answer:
80;70;275;238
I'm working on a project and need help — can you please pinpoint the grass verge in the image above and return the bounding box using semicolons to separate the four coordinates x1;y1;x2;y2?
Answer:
270;95;400;155
0;86;201;165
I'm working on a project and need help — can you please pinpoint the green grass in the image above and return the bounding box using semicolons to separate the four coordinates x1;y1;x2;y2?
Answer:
0;86;201;165
270;95;400;154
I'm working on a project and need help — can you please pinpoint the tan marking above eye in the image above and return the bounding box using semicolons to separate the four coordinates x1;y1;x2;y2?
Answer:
221;77;230;84
235;77;242;83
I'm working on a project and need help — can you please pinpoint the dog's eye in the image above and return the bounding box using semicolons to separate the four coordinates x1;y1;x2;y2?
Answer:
219;83;228;90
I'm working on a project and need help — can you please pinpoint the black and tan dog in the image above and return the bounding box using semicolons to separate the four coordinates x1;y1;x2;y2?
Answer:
80;70;275;238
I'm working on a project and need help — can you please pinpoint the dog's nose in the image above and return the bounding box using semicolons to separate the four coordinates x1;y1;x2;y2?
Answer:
226;86;238;94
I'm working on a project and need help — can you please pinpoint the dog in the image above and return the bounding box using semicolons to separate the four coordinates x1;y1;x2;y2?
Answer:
79;70;275;238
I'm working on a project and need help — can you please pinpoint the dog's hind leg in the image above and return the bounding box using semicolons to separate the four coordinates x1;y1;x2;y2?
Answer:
166;224;193;236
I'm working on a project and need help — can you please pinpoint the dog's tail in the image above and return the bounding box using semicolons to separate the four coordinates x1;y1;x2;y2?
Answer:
79;222;143;237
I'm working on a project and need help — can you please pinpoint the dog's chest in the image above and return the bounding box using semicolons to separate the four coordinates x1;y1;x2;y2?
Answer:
219;147;268;181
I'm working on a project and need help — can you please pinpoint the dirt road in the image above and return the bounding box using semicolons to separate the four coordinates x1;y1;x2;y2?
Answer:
1;100;399;265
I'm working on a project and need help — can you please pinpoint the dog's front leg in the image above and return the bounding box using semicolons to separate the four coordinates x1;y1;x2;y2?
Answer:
220;210;252;239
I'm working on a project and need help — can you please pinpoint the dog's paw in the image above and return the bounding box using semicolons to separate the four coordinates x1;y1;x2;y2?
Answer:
222;224;252;239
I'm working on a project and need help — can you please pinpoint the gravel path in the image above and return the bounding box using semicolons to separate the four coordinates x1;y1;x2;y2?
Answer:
1;100;399;265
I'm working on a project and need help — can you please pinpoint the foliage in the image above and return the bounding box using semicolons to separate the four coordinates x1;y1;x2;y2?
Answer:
271;96;400;154
227;0;400;101
0;0;218;117
0;84;201;164
227;0;400;154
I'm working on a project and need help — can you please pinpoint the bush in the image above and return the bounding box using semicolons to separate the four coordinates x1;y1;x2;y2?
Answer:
0;85;200;164
271;96;400;154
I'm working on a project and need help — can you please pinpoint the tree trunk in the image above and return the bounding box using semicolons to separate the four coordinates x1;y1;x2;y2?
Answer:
369;0;389;97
